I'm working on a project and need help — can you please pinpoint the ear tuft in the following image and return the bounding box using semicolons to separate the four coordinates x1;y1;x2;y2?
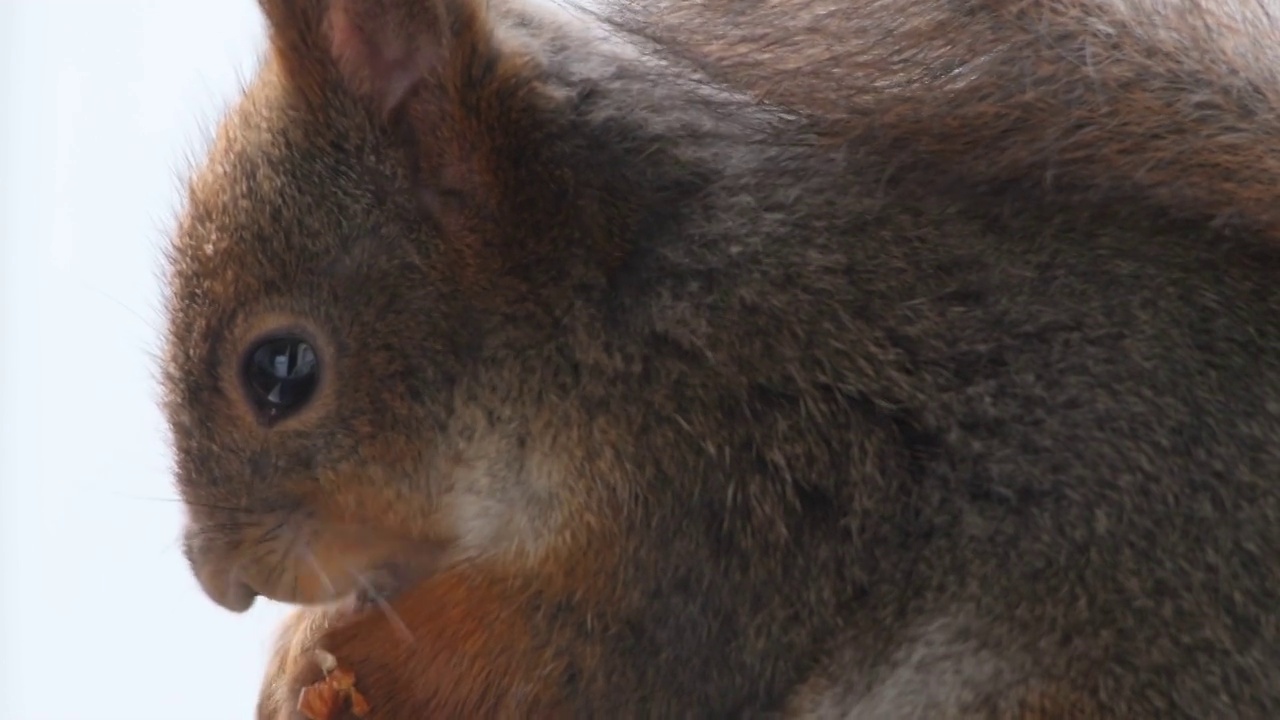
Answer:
260;0;492;117
255;0;637;302
326;0;455;116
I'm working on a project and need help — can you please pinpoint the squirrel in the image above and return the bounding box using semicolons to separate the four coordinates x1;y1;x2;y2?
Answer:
161;0;1280;717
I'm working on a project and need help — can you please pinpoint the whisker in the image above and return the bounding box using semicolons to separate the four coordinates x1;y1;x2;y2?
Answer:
352;571;415;645
272;533;297;597
253;532;288;600
153;535;185;560
185;520;261;539
257;519;288;545
183;500;261;513
303;547;338;599
76;278;161;333
102;491;185;504
118;495;257;514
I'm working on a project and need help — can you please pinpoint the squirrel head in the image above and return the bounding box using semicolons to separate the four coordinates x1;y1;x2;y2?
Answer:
162;0;665;612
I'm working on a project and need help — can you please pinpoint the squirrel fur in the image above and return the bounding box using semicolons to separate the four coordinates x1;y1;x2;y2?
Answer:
162;0;1280;717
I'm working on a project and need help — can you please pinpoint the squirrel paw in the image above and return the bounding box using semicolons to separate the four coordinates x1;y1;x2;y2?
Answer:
256;568;564;720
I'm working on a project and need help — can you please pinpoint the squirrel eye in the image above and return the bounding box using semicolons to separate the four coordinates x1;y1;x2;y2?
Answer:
243;335;319;422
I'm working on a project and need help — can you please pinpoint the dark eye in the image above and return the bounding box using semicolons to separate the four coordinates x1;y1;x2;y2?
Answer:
242;335;319;422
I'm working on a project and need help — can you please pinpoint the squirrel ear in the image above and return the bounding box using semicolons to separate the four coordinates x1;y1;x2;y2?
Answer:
324;0;494;117
257;0;644;301
259;0;496;117
257;0;603;300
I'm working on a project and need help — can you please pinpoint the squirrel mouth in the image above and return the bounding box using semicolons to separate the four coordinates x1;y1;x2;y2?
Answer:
186;515;446;613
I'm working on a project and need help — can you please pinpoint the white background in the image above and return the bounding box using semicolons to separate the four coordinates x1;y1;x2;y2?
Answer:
1;2;293;717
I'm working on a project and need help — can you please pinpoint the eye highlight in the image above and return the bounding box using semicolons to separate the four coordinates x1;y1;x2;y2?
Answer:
242;334;320;423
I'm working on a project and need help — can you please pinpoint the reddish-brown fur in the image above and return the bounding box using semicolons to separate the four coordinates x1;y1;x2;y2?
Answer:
258;568;569;719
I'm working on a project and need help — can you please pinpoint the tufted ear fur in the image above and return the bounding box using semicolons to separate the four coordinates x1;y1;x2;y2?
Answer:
254;0;635;304
258;0;504;116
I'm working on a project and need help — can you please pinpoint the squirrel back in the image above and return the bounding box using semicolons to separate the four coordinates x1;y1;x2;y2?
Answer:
612;0;1280;238
163;0;1280;717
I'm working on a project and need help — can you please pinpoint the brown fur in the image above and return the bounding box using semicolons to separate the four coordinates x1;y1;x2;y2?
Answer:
163;0;1280;717
1003;688;1111;720
613;0;1280;238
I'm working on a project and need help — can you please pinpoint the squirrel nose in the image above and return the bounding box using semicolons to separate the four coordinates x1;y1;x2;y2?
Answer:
184;531;259;612
197;569;259;613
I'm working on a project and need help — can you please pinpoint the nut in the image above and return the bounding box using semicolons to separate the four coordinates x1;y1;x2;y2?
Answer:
295;649;372;719
297;680;341;720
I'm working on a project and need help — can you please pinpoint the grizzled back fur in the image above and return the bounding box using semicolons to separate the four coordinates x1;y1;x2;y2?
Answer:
605;0;1280;237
